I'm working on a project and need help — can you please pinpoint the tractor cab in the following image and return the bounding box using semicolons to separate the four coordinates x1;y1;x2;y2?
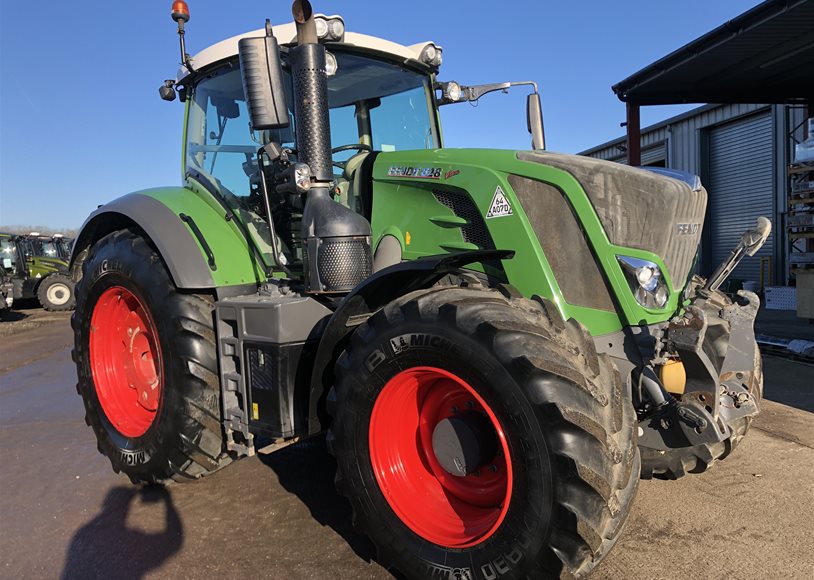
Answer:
179;23;444;273
176;16;541;277
52;235;74;260
23;233;61;260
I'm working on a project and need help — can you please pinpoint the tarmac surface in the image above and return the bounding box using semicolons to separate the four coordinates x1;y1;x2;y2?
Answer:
1;304;813;580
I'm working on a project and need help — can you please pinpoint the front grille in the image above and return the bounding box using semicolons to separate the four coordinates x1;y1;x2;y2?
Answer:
665;186;707;291
432;190;495;249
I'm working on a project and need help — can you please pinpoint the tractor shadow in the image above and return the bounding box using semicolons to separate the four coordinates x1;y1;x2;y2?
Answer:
258;436;380;565
0;308;28;322
60;486;183;580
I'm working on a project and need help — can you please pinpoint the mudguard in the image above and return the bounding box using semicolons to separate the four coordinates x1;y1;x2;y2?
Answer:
305;249;514;434
71;188;266;290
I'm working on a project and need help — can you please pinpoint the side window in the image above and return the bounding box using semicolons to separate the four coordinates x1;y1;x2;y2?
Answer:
202;98;255;195
187;67;296;198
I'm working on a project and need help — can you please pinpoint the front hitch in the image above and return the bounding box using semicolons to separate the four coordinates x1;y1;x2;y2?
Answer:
639;289;761;451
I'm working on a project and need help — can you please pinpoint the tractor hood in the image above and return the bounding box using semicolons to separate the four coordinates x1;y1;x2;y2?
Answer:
516;151;707;292
28;256;69;275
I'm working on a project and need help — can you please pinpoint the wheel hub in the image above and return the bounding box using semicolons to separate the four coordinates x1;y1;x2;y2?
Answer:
47;283;70;305
89;286;162;437
432;412;499;477
368;366;512;548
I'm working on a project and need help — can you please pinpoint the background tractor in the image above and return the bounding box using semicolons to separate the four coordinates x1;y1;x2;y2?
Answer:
1;232;75;311
70;2;768;578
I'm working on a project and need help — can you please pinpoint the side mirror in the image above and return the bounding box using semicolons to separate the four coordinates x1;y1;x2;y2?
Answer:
527;93;545;150
238;22;290;131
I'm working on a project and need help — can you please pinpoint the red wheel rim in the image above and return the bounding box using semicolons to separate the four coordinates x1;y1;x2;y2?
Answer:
89;286;162;438
369;366;512;548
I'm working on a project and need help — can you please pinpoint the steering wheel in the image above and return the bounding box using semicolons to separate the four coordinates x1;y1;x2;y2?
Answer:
331;143;373;169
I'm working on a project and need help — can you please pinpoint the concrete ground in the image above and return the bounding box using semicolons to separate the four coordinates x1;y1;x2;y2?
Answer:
1;305;813;579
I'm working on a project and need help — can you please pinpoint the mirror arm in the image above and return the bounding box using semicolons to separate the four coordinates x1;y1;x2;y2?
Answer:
465;81;539;101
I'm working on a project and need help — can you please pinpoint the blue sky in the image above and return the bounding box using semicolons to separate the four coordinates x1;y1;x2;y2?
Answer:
0;0;760;229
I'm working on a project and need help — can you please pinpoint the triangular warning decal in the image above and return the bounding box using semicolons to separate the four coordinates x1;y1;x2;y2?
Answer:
486;186;513;218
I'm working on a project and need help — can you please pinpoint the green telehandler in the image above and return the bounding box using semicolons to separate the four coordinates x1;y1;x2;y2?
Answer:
70;2;768;577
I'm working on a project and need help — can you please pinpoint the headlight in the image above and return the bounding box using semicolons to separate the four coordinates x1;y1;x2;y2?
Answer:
618;256;670;308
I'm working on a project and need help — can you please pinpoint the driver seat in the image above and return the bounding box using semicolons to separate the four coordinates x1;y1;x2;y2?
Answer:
335;151;370;214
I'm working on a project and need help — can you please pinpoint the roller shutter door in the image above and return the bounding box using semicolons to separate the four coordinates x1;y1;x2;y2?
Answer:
708;113;773;284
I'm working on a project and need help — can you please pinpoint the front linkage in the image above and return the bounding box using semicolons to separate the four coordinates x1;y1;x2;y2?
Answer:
640;285;761;457
636;219;769;479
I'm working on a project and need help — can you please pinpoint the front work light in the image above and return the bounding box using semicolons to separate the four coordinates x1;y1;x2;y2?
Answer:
419;43;443;68
618;256;670;309
314;15;345;42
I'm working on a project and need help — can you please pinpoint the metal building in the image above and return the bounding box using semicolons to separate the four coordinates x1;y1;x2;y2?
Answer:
580;0;814;287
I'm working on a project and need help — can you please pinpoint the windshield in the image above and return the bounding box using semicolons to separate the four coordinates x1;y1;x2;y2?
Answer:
29;239;59;258
185;51;437;265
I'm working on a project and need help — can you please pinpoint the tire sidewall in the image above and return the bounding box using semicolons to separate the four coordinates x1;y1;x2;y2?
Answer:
75;237;186;481
337;319;556;580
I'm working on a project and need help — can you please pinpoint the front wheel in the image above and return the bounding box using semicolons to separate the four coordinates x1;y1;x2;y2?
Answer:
328;287;640;579
72;229;230;484
38;273;75;311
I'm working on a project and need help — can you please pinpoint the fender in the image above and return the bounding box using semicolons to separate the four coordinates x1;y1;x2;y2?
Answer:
71;188;266;290
305;249;514;434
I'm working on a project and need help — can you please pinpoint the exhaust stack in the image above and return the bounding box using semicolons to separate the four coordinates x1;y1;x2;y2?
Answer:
291;0;372;294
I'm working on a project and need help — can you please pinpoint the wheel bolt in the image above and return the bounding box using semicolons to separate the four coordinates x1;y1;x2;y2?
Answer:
450;406;459;414
488;464;498;473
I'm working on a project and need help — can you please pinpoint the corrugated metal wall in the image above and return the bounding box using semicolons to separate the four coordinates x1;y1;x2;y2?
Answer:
707;113;774;284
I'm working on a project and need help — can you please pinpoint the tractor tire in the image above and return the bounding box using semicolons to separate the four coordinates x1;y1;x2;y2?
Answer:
328;286;640;579
37;273;75;311
640;350;763;480
72;229;231;485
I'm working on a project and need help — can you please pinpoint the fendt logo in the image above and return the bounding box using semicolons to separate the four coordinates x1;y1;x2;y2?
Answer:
676;223;700;235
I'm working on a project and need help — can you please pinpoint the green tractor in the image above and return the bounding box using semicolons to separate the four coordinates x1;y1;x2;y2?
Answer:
0;232;76;311
71;2;768;577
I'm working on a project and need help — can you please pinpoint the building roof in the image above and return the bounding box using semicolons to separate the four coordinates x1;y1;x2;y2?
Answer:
612;0;814;105
177;16;438;83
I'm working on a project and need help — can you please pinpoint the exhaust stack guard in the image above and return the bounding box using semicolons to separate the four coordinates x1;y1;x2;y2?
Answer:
291;0;372;294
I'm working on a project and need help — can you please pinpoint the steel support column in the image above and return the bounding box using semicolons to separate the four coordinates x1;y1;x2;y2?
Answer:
626;101;641;166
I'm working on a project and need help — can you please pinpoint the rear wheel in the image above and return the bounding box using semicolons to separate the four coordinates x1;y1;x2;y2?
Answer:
38;273;75;311
72;229;230;484
328;287;639;579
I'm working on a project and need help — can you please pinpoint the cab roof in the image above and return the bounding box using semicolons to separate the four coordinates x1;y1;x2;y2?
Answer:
177;16;439;83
